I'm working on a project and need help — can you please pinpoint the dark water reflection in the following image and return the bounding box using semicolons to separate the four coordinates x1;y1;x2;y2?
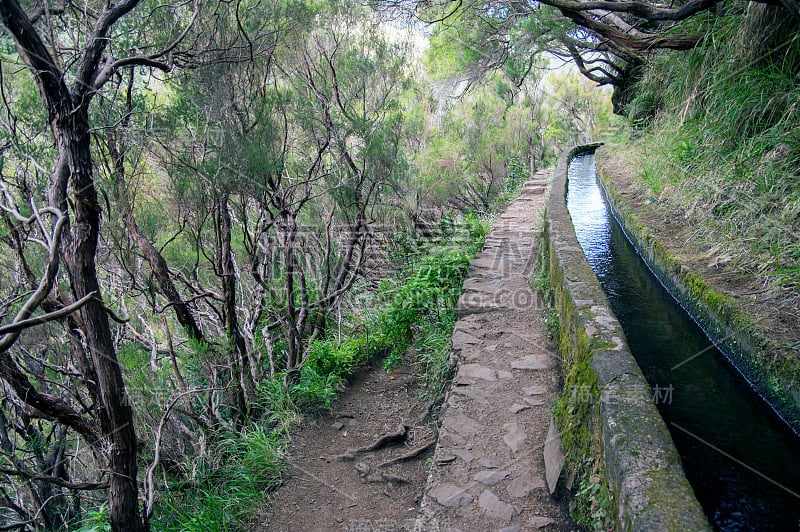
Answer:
566;154;800;531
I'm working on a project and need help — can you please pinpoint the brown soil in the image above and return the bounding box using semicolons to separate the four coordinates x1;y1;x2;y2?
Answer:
257;360;437;532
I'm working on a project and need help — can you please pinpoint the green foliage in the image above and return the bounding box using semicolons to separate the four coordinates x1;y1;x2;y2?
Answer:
302;336;369;379
272;216;488;408
423;15;484;81
74;504;111;532
409;72;541;214
530;243;560;342
620;4;800;288
284;334;381;408
637;164;666;196
255;376;295;417
374;215;488;398
542;70;617;147
463;213;491;247
154;425;287;531
413;312;459;398
379;248;471;355
575;475;613;531
290;366;344;409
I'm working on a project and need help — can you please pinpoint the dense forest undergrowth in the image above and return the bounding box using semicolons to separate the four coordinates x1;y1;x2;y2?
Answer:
0;0;611;528
142;215;489;531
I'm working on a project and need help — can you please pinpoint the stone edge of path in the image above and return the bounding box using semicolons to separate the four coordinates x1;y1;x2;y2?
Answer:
544;144;710;531
413;170;570;531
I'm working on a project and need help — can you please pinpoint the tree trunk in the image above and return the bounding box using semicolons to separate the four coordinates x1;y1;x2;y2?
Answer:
527;134;537;175
218;194;254;418
54;109;144;532
281;213;302;370
113;159;206;344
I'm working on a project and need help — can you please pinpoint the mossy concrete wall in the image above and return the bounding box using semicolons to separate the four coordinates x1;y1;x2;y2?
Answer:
594;148;800;433
544;145;709;531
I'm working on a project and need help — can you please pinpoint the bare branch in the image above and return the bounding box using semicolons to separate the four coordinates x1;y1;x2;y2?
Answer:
27;0;66;24
0;203;68;353
91;0;202;90
144;387;219;519
0;466;108;490
74;0;141;95
541;0;717;21
0;291;96;337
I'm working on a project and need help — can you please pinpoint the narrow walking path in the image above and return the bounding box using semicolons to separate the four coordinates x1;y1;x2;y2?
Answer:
415;172;575;531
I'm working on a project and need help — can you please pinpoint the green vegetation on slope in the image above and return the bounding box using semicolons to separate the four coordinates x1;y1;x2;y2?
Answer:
621;4;800;293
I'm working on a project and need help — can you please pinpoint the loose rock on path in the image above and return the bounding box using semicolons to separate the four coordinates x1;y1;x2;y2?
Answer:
415;172;575;531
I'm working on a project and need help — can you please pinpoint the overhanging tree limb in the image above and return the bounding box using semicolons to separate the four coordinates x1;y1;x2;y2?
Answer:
0;292;96;337
539;0;718;21
559;8;702;52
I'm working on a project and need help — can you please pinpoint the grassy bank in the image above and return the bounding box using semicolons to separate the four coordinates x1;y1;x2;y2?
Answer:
607;2;800;426
619;4;800;293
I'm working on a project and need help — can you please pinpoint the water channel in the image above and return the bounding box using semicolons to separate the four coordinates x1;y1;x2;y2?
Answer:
566;153;800;530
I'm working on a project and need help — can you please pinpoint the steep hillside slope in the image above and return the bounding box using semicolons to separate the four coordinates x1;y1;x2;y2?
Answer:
608;2;800;426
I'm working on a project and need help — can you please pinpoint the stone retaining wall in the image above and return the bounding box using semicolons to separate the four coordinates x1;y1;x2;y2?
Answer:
544;145;709;531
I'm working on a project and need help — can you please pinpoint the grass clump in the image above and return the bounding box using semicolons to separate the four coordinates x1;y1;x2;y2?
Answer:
377;214;489;395
153;424;289;531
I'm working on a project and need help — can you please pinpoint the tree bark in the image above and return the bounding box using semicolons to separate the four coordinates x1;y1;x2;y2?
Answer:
0;0;145;527
218;194;254;417
55;109;145;532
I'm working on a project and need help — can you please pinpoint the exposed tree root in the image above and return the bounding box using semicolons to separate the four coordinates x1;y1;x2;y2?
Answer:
354;462;411;484
377;440;435;469
335;424;409;461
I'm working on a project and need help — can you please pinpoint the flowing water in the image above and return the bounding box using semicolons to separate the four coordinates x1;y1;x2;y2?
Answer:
566;153;800;531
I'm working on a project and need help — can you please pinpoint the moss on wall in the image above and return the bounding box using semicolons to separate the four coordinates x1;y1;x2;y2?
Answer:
543;145;709;531
536;234;612;530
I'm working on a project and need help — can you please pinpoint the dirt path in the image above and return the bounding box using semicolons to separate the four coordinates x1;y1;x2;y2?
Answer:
261;174;576;531
258;360;436;531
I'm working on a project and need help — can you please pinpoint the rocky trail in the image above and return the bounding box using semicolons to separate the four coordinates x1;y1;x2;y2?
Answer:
414;172;574;531
261;173;577;531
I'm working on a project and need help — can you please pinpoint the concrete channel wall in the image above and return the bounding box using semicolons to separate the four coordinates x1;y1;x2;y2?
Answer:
594;149;800;434
544;145;710;531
